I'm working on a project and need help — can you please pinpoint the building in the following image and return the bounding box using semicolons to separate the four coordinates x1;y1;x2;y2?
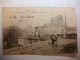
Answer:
34;15;65;37
24;25;33;38
67;27;77;34
66;27;77;39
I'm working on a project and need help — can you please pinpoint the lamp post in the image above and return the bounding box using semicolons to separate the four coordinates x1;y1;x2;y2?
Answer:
65;13;67;38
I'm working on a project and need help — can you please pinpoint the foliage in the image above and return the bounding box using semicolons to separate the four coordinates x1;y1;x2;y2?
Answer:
3;26;23;48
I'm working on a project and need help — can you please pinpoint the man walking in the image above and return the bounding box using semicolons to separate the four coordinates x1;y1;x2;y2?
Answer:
54;35;58;47
50;35;58;47
50;35;55;47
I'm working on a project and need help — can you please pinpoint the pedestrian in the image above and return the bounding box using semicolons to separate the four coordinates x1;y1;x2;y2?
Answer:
54;35;58;47
50;35;55;47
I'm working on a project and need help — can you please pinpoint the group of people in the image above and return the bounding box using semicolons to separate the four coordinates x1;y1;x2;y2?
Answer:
28;34;58;47
49;35;58;47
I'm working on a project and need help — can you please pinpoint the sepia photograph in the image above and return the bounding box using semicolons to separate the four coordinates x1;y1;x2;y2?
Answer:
2;7;77;55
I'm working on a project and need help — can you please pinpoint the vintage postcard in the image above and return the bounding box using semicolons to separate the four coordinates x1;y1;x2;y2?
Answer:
2;7;77;55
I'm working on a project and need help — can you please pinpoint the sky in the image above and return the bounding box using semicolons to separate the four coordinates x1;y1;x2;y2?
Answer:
2;7;77;29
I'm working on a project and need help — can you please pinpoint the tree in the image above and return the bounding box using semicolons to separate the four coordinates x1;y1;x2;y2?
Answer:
3;26;22;48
